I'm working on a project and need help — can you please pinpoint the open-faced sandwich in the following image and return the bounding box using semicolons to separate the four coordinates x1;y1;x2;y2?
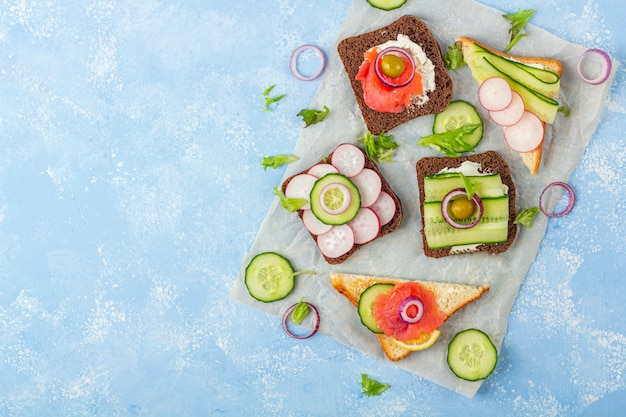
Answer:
281;143;402;264
337;15;453;135
331;272;489;361
455;37;563;174
416;151;517;258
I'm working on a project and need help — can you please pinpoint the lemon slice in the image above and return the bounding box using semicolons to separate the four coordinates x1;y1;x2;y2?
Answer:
391;330;441;351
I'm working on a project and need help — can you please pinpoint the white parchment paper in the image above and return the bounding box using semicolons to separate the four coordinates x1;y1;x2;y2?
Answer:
231;0;617;397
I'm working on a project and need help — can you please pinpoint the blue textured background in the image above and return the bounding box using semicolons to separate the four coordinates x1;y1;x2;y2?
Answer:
0;0;624;415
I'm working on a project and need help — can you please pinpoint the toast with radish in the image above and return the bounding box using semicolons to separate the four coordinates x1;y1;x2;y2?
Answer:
281;143;402;264
456;37;562;174
330;272;489;361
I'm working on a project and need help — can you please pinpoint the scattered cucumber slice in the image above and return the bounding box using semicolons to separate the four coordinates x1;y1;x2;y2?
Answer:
245;252;295;303
433;100;484;149
366;0;407;11
358;283;394;333
310;173;361;226
447;329;497;381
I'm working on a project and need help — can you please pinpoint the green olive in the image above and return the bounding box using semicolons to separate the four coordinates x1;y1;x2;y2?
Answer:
380;54;405;78
449;197;476;220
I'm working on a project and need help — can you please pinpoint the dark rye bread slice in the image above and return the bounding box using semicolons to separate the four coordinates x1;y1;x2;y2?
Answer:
416;151;517;258
337;15;453;135
281;145;402;265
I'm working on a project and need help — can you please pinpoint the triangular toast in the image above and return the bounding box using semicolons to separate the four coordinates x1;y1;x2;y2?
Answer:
455;36;562;175
330;272;489;361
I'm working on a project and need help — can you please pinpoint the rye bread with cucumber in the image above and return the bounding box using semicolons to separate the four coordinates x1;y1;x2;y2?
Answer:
281;144;402;265
337;15;453;135
416;151;517;258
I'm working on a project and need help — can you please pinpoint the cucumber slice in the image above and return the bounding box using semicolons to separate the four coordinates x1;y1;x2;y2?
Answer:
447;329;497;381
423;197;509;249
433;101;484;149
310;174;361;225
245;252;295;303
366;0;407;11
423;174;506;203
358;283;394;333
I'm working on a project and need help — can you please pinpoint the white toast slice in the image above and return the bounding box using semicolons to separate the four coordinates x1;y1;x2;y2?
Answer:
330;272;489;361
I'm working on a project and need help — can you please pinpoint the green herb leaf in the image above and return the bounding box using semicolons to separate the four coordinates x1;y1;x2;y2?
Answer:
558;106;571;117
460;172;478;200
514;207;540;228
263;84;285;111
273;186;307;212
359;131;399;163
503;9;535;53
261;154;299;170
361;373;390;397
291;297;310;325
297;106;330;127
444;43;466;70
418;124;480;157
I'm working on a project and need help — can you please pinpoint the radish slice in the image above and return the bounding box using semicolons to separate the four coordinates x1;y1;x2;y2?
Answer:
350;168;382;207
316;224;355;259
285;174;317;210
331;144;365;177
503;111;544;153
348;208;381;244
302;209;332;235
369;191;396;226
489;91;525;126
307;163;338;178
478;77;513;111
319;182;352;215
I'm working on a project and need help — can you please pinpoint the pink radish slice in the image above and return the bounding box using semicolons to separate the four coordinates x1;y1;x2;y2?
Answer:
316;224;355;259
503;111;544;153
478;77;513;111
307;163;338;178
489;91;525;126
302;209;333;235
369;191;396;226
330;144;365;177
348;208;381;244
319;182;352;215
350;168;382;207
285;174;317;210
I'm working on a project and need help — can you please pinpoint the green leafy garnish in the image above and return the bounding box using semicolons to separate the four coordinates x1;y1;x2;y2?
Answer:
558;106;571;117
418;124;480;157
273;186;307;212
359;131;398;163
444;43;466;70
263;84;285;111
297;106;330;127
262;154;299;170
460;172;478;200
514;207;540;228
503;9;535;53
291;297;310;325
361;374;390;397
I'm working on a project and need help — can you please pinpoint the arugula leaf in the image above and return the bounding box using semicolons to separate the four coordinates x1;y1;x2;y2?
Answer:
444;43;466;70
514;207;540;228
273;186;307;212
359;131;399;163
418;124;480;157
261;154;299;170
503;9;535;53
460;172;478;200
291;297;310;325
297;106;330;127
263;84;285;111
361;374;390;397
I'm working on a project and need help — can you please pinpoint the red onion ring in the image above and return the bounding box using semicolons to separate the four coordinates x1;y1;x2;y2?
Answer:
398;296;424;324
441;188;484;229
374;47;415;88
289;45;325;81
539;182;575;218
282;301;320;339
577;48;612;85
